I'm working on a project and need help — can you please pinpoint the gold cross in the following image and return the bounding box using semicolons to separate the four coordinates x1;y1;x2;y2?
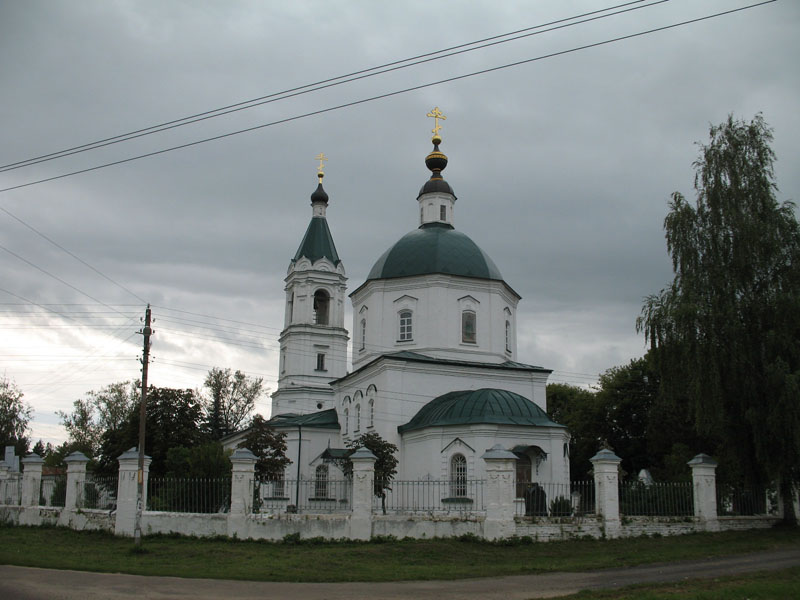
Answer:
426;106;447;137
315;152;328;181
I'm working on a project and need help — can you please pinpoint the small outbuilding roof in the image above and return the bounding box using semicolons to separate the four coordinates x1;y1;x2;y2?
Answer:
267;408;340;430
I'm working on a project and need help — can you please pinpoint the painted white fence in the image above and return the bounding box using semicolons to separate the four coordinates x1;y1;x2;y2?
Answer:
0;446;789;541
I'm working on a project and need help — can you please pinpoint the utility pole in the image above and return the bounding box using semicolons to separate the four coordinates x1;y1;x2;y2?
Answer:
134;304;153;547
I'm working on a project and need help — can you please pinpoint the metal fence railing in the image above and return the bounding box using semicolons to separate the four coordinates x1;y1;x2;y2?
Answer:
40;474;66;507
147;477;231;513
619;481;694;517
514;480;595;517
77;475;118;510
253;478;352;514
1;475;22;505
716;485;777;516
377;479;485;514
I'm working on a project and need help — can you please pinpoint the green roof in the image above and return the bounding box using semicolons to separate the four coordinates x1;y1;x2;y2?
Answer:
366;222;503;281
398;388;564;434
267;409;340;430
293;217;340;265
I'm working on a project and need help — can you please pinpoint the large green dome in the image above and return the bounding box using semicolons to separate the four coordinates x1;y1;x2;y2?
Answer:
367;222;503;281
398;388;563;433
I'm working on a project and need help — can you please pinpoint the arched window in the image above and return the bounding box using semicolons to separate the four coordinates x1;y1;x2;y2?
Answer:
450;454;468;497
360;318;367;351
367;385;377;428
288;292;294;323
398;310;413;341
343;408;349;435
313;289;330;325
314;464;329;498
505;320;511;352
461;310;476;344
355;404;361;431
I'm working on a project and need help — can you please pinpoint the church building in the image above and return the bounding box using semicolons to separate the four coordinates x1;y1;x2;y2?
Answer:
228;109;570;496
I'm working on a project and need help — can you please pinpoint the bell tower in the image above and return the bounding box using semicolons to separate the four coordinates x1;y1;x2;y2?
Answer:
271;155;349;416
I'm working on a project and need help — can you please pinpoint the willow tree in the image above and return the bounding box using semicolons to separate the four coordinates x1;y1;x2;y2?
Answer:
638;114;800;522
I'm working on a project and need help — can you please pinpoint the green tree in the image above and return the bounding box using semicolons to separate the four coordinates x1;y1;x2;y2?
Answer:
638;114;800;521
0;375;32;458
57;381;137;458
203;368;263;440
547;383;600;480
96;386;205;478
240;415;290;480
345;431;398;514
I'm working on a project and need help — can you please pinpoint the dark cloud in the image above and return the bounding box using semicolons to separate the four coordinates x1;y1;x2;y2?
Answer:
1;0;798;443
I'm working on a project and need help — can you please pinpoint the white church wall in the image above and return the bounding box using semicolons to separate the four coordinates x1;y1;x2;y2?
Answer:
351;274;520;370
400;425;570;484
279;428;340;490
334;358;550;452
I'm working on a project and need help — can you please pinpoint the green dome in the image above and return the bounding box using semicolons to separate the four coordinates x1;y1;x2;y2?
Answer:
398;388;563;433
367;222;503;281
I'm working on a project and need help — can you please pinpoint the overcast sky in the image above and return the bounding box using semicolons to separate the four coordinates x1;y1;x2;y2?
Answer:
1;0;798;446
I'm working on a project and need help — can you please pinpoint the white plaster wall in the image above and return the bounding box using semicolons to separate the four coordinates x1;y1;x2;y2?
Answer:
400;425;570;483
351;274;521;370
333;358;551;452
273;255;349;416
279;427;340;489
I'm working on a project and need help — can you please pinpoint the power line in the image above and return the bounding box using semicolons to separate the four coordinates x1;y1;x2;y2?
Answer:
0;243;135;318
0;0;656;173
0;205;148;304
0;1;775;195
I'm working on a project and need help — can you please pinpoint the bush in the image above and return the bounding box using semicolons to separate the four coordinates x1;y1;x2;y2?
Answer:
549;496;572;517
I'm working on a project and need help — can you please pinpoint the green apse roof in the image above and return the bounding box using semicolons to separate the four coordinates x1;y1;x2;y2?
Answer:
398;388;564;434
366;222;503;281
293;217;341;265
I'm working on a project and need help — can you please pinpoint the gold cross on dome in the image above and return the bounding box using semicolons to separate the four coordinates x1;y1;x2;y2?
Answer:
315;152;328;181
426;106;447;137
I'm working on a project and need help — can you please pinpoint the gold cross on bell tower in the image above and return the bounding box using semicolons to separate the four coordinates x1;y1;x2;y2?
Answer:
426;107;447;141
315;152;328;182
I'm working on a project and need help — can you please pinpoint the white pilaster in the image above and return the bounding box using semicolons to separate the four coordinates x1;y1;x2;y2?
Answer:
590;449;622;538
115;447;151;537
350;447;376;540
482;444;517;540
688;453;720;531
21;454;43;507
64;451;89;511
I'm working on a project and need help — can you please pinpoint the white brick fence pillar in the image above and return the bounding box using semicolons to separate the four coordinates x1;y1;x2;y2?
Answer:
64;451;90;511
350;447;376;541
482;444;517;540
591;449;622;539
228;448;257;538
21;454;43;507
115;447;151;537
688;453;720;531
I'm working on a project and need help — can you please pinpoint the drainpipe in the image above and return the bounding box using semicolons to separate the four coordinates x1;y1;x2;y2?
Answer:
295;425;302;505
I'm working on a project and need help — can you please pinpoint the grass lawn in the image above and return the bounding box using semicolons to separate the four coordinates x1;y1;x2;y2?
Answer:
560;566;800;599
0;524;797;582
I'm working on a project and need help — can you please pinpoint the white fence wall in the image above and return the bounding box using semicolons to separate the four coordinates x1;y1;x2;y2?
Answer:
0;448;787;542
